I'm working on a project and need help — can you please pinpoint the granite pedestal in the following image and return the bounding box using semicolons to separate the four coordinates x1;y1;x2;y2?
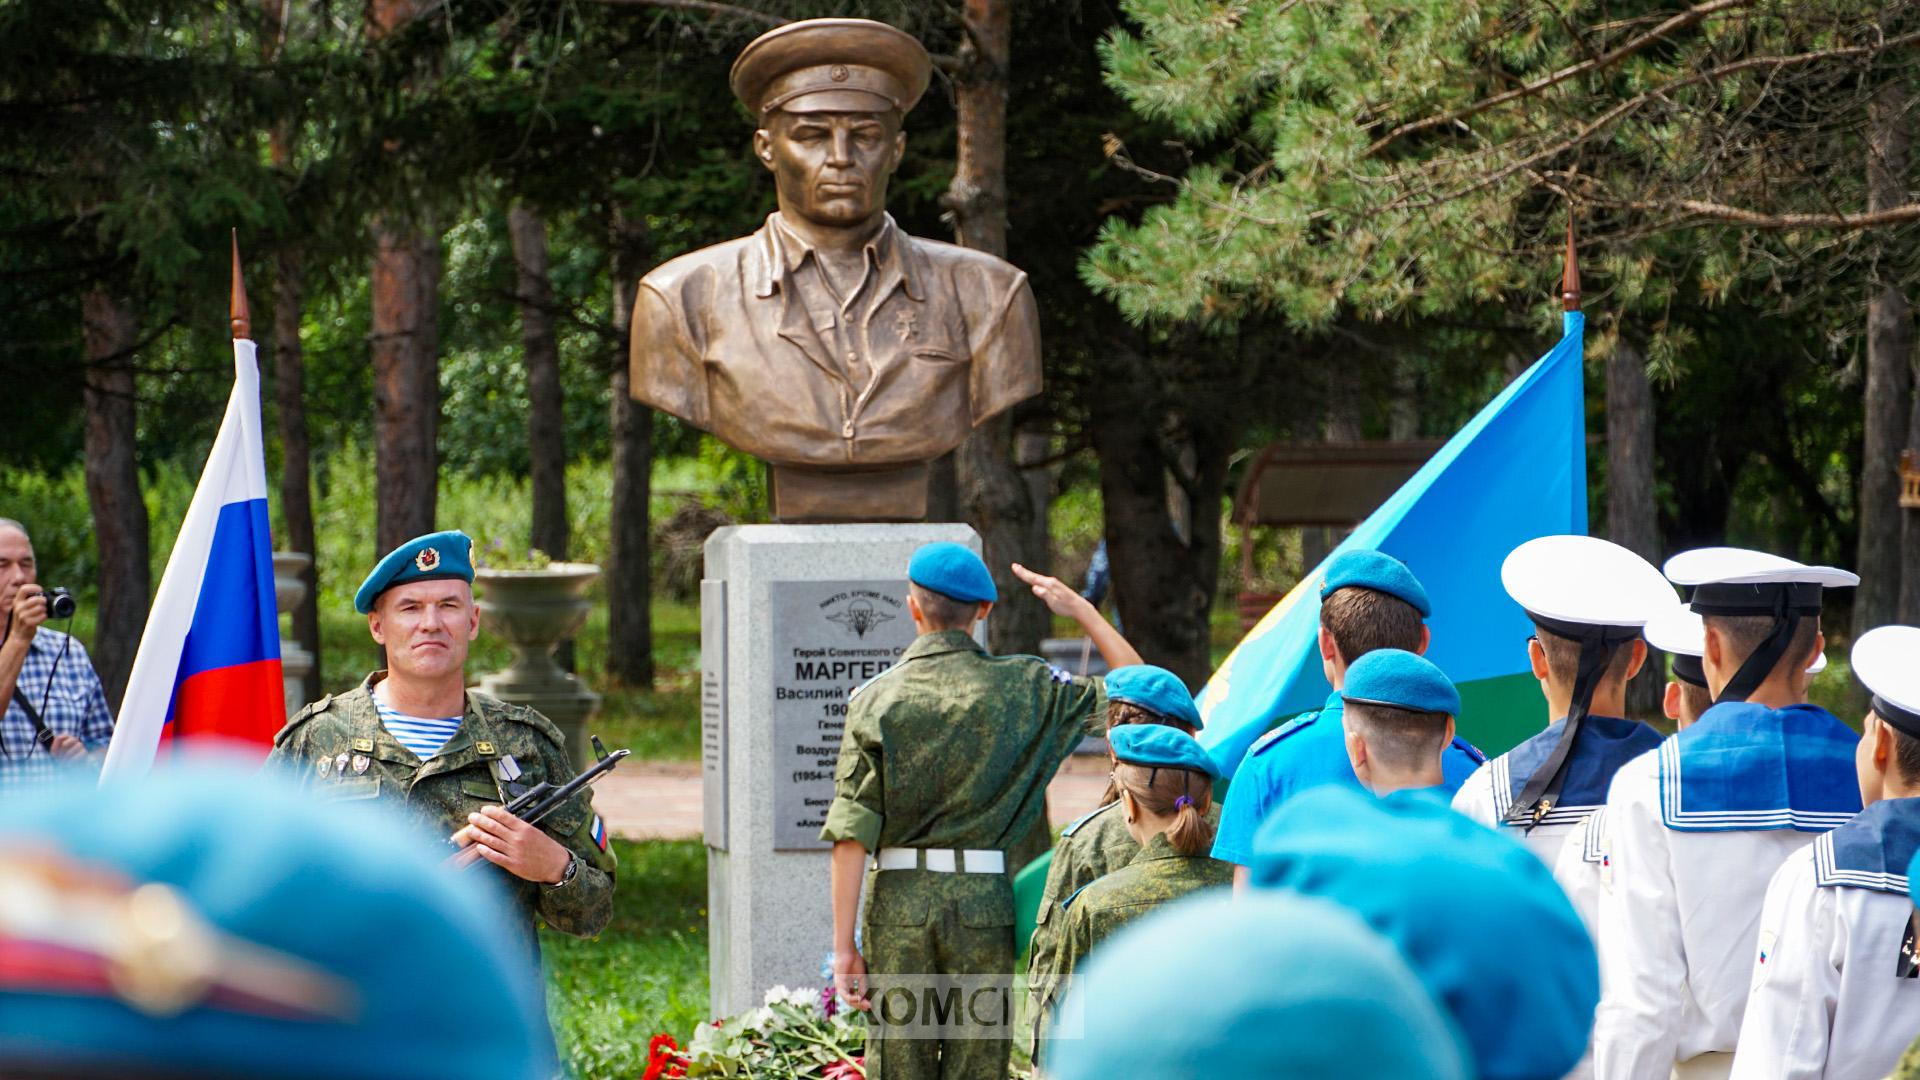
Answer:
701;522;979;1017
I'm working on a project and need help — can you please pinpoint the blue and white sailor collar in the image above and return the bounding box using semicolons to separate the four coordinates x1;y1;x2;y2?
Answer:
1657;701;1860;832
1490;715;1662;829
1812;797;1920;895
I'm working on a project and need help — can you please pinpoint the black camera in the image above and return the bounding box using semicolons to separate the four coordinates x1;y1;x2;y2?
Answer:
42;587;75;620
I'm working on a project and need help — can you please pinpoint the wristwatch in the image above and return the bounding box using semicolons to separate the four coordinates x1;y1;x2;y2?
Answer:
547;854;579;889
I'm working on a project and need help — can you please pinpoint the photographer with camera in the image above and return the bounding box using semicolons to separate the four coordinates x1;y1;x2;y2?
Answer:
0;518;114;788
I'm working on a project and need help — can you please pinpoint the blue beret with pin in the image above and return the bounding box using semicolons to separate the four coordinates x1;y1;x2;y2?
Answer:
907;541;996;603
1341;648;1461;718
1318;549;1432;617
354;530;475;615
0;762;553;1079
1109;723;1220;780
1104;664;1203;730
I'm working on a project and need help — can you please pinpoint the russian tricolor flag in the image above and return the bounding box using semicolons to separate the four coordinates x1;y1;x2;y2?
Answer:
100;334;283;782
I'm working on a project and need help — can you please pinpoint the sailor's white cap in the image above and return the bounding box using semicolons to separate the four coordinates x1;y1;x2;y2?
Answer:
1662;547;1859;590
1502;535;1674;628
1854;625;1920;717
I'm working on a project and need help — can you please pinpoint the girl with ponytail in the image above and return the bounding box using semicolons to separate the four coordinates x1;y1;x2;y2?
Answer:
1031;725;1231;1063
1023;666;1210;1057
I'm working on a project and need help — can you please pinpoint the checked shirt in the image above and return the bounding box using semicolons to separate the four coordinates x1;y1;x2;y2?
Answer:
0;628;115;790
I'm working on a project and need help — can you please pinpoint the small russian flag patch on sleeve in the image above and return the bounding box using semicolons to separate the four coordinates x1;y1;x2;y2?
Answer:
590;813;608;851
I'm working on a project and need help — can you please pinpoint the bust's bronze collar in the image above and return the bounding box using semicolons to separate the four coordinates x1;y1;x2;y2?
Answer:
751;212;924;303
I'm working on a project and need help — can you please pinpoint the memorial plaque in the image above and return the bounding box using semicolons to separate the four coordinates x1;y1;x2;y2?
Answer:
701;579;729;851
770;579;918;850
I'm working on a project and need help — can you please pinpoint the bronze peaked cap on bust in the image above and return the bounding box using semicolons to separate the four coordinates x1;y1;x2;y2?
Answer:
730;18;932;117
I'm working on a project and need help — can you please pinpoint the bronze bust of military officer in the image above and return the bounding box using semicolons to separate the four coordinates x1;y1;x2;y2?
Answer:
627;19;1042;522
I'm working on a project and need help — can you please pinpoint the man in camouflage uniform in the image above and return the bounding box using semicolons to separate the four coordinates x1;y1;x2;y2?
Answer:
1022;665;1210;1056
265;531;614;958
822;542;1141;1080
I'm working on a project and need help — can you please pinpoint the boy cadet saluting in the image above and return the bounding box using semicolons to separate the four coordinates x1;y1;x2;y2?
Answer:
1593;548;1861;1080
1212;549;1485;890
1030;725;1229;1063
1021;664;1205;1057
820;542;1141;1080
1252;648;1599;1080
265;532;616;957
1729;624;1920;1079
1452;536;1672;863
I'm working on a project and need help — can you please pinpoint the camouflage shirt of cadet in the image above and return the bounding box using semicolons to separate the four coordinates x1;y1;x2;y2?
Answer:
1034;832;1231;1056
819;629;1106;855
264;674;616;948
1022;798;1219;1054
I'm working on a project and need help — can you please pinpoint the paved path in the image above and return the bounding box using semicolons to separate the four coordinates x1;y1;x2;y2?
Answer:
594;754;1113;842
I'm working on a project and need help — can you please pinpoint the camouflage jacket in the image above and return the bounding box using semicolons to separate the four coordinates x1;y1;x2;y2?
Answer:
820;630;1105;854
1042;831;1229;989
264;674;616;943
1022;799;1221;1052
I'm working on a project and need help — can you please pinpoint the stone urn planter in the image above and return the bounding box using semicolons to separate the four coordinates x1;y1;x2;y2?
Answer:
473;563;603;771
271;551;316;718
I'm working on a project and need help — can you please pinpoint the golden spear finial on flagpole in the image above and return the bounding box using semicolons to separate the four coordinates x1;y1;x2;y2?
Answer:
230;229;251;340
1561;210;1581;313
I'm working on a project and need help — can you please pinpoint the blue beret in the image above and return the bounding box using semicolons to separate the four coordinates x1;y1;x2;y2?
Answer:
1109;723;1220;780
907;541;996;603
1319;549;1432;616
1251;787;1597;1080
1104;664;1202;730
0;762;553;1079
1049;891;1469;1080
354;530;475;614
1342;648;1460;717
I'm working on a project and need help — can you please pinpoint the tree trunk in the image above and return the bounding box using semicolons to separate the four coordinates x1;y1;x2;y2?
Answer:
944;0;1045;657
1093;400;1226;686
1607;333;1665;717
607;209;654;689
368;0;439;555
510;204;568;563
1858;80;1914;638
1902;387;1920;624
273;250;322;704
80;288;149;709
369;222;440;553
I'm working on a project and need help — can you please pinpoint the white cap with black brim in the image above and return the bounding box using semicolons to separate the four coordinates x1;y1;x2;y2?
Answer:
1500;535;1676;828
1854;625;1920;740
1664;548;1857;704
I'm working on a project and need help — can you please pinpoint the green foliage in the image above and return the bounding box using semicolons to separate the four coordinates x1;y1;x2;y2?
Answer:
543;839;710;1079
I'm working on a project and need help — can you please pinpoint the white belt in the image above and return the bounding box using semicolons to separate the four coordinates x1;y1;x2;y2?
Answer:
875;847;1005;874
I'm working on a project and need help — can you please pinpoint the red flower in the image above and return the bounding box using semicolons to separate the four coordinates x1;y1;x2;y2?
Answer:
643;1033;687;1080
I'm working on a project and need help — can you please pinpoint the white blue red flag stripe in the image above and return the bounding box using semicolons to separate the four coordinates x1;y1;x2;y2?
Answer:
100;337;283;781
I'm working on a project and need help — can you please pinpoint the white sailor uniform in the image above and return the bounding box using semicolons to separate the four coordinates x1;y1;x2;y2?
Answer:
1727;797;1920;1079
1452;715;1662;866
1591;702;1860;1080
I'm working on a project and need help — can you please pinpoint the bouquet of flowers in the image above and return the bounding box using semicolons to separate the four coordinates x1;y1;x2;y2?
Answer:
676;985;867;1078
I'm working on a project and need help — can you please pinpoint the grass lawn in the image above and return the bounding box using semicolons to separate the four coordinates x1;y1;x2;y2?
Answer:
544;839;710;1079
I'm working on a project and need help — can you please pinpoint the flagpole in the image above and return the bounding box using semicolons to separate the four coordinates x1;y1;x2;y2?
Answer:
1562;211;1581;312
231;229;251;340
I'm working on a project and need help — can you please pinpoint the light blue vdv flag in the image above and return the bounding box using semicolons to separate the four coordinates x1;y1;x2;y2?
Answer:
1200;311;1588;777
